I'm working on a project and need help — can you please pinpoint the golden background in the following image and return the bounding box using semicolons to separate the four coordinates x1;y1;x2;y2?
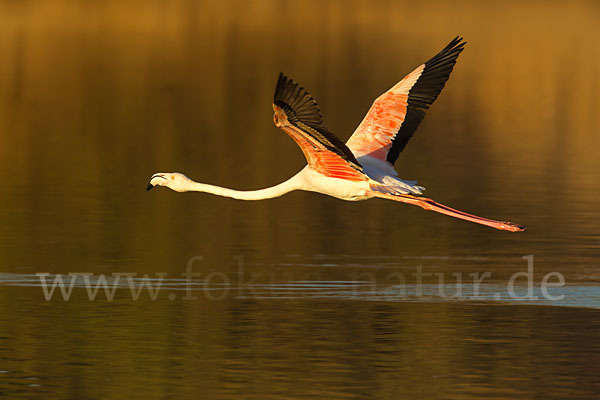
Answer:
0;1;599;398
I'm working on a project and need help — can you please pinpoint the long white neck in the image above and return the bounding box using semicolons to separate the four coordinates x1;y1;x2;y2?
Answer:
181;172;303;200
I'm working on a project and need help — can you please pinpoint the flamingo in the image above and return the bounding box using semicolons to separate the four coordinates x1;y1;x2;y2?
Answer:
147;37;526;232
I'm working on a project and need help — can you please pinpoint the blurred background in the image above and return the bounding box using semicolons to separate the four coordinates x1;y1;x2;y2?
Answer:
0;0;599;399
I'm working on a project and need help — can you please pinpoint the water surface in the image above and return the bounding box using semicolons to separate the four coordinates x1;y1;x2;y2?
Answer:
0;0;599;398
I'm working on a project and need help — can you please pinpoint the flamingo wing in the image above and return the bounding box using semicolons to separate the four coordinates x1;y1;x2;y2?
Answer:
273;73;367;182
346;37;465;166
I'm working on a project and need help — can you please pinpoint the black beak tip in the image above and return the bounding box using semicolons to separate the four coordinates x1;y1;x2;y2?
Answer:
146;182;154;191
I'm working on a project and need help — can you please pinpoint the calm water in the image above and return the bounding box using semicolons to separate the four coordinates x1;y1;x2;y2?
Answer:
1;0;599;398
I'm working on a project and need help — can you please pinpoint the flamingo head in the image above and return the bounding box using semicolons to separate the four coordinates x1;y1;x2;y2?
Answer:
146;172;191;192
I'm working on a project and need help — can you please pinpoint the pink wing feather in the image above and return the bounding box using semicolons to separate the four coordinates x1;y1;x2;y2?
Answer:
347;37;465;166
273;73;368;182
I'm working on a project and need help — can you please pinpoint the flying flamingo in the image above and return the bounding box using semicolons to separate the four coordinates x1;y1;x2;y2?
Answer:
147;37;526;232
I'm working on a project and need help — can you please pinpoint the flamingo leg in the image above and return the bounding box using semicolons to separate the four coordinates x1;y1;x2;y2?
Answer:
372;192;526;232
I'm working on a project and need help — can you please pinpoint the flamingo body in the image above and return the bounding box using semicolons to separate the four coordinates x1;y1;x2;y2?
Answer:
147;37;526;232
296;167;372;201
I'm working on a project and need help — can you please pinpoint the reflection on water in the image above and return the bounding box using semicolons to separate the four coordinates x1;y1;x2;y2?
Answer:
0;0;599;398
1;267;599;309
1;285;599;399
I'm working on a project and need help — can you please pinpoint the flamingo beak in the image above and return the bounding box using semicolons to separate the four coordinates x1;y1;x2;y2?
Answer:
147;174;166;191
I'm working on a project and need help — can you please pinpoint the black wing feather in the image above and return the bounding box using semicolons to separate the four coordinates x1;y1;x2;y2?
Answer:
387;37;466;164
274;73;364;172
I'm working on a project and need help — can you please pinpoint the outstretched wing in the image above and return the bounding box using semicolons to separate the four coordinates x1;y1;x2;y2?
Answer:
273;73;367;182
346;37;465;165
